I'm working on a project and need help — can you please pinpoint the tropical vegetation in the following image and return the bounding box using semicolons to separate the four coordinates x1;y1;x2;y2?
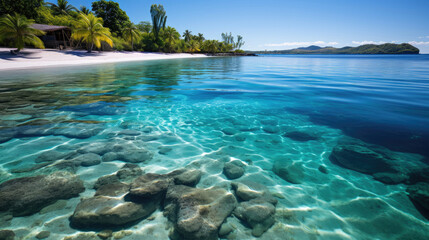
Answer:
72;13;113;52
0;0;245;53
0;13;45;53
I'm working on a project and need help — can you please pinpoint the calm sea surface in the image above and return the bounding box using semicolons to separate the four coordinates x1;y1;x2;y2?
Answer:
0;54;428;239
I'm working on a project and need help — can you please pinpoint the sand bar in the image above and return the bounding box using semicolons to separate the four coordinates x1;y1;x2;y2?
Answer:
0;48;208;71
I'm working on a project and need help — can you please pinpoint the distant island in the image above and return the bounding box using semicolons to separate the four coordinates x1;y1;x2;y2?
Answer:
250;43;420;54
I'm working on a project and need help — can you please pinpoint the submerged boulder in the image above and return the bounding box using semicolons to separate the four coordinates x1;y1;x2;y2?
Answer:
70;195;157;228
0;172;84;216
164;185;237;240
231;181;277;237
272;160;305;184
234;198;276;237
329;138;427;184
407;183;429;219
283;131;319;142
223;161;245;180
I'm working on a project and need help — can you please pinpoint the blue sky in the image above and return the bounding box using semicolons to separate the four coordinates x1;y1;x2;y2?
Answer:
67;0;429;53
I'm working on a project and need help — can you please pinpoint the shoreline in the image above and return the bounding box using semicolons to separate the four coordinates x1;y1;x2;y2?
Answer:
0;48;209;71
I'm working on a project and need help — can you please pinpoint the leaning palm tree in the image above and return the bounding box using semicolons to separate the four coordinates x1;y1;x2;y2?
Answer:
72;13;113;53
122;24;142;51
0;13;45;53
46;0;78;15
182;30;192;42
79;6;91;15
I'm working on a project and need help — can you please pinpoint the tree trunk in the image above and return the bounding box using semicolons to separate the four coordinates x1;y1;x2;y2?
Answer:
131;37;134;51
88;42;93;53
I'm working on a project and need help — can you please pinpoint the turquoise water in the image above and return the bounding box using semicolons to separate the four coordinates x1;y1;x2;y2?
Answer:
0;55;429;239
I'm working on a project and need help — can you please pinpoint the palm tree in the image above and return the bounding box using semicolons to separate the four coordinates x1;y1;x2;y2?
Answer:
202;40;219;53
46;0;78;15
79;6;90;15
72;13;113;53
162;26;180;53
188;40;200;53
122;23;142;51
183;30;192;42
196;33;205;43
150;4;167;42
0;13;45;53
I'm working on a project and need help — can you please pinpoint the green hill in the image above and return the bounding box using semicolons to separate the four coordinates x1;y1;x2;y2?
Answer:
250;43;419;54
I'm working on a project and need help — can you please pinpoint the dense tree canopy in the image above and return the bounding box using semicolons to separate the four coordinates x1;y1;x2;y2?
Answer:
0;13;45;52
0;0;44;19
92;0;130;36
0;1;245;54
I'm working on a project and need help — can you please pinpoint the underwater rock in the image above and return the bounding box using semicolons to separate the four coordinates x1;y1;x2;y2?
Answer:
95;182;130;197
70;195;157;228
102;149;153;163
373;172;409;185
407;183;429;219
329;138;427;185
128;169;202;200
73;153;102;167
218;222;234;237
54;123;103;139
35;231;50;239
129;174;172;199
158;146;173;155
223;161;245;180
116;163;144;182
0;230;15;240
94;164;143;190
171;169;202;187
35;150;74;163
283;131;319;141
262;126;280;134
231;181;277;204
97;230;113;240
0;172;84;216
164;185;237;240
222;128;238;136
330;143;395;174
407;167;429;185
318;165;329;174
272;160;305;184
234;198;276;237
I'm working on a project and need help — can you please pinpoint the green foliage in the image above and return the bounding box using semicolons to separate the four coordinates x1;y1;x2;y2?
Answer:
161;26;180;52
80;6;91;15
122;23;142;51
183;30;192;42
188;40;200;53
136;21;151;33
35;6;77;27
0;13;45;52
221;32;245;51
92;0;130;36
201;40;221;53
46;0;78;15
150;4;167;42
0;0;44;20
72;13;113;52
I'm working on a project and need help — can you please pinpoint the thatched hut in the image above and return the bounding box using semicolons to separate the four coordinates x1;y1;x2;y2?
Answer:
32;24;71;49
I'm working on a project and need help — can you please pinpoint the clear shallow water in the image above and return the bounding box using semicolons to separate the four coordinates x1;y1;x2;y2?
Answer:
0;55;429;239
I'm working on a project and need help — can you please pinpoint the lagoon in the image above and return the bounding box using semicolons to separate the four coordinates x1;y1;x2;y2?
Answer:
0;55;429;239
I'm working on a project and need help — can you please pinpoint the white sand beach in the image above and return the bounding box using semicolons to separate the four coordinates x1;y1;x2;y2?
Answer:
0;48;208;71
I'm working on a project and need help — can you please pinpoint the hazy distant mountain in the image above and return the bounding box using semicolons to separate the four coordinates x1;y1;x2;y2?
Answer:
296;45;323;51
250;43;419;54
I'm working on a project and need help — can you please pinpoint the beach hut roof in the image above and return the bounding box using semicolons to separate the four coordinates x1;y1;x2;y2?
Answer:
32;24;70;32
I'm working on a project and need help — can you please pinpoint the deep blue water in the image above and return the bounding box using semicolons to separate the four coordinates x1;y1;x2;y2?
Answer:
0;54;428;239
